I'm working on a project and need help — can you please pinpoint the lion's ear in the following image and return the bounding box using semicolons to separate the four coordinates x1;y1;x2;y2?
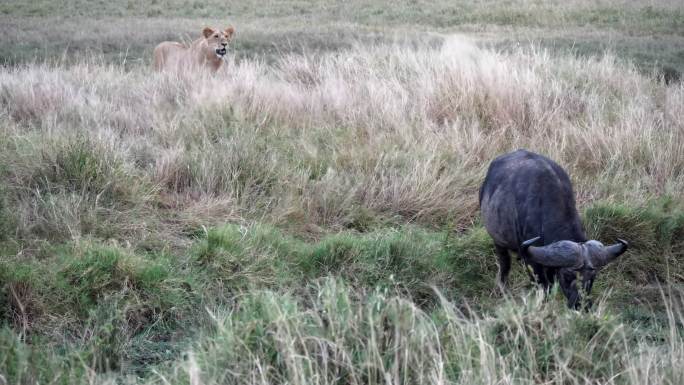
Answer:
202;27;215;38
225;26;235;36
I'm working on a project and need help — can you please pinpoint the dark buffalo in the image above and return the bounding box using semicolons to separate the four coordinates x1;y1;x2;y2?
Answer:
479;149;628;309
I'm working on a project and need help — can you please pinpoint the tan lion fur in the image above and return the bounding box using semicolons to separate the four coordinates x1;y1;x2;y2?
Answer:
153;26;235;72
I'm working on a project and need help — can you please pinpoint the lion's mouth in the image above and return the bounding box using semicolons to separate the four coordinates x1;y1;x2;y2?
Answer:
215;47;227;57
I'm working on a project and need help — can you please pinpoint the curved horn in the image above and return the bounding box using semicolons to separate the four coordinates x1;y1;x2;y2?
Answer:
521;236;541;252
520;236;543;262
521;237;581;268
594;239;628;267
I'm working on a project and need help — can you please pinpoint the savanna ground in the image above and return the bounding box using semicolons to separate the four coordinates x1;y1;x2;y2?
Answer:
1;1;683;384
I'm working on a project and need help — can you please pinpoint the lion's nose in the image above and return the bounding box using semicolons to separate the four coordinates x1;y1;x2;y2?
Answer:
221;42;227;47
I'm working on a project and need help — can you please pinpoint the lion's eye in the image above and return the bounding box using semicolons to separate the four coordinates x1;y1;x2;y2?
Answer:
214;34;219;38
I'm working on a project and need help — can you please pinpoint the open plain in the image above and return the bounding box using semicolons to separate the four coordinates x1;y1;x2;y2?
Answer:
0;1;683;384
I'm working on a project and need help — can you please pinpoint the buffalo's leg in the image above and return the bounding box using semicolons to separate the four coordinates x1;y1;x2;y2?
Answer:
581;275;595;310
495;245;512;291
559;270;581;309
543;267;558;293
531;264;550;289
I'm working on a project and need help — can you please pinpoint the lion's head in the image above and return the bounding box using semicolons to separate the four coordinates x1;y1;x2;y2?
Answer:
202;26;235;57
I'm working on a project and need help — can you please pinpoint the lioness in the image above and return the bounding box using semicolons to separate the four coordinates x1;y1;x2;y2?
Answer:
153;26;235;72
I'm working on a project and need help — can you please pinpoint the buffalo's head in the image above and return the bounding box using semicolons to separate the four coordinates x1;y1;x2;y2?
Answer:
521;237;628;309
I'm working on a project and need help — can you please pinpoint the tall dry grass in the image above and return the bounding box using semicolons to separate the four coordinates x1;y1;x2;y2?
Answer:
127;281;684;385
0;36;682;245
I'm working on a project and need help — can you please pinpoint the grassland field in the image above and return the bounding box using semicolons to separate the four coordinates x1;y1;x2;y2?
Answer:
0;1;684;384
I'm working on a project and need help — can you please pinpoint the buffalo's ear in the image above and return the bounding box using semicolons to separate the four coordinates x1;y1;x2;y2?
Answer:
203;27;215;38
225;26;235;37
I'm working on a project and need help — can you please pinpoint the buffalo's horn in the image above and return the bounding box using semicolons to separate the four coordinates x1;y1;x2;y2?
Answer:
521;236;542;251
521;237;580;268
594;238;629;267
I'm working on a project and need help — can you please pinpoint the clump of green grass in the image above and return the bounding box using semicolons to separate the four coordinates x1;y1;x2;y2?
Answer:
584;198;684;285
57;245;173;314
585;198;684;251
0;241;200;375
190;223;497;304
193;224;303;291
